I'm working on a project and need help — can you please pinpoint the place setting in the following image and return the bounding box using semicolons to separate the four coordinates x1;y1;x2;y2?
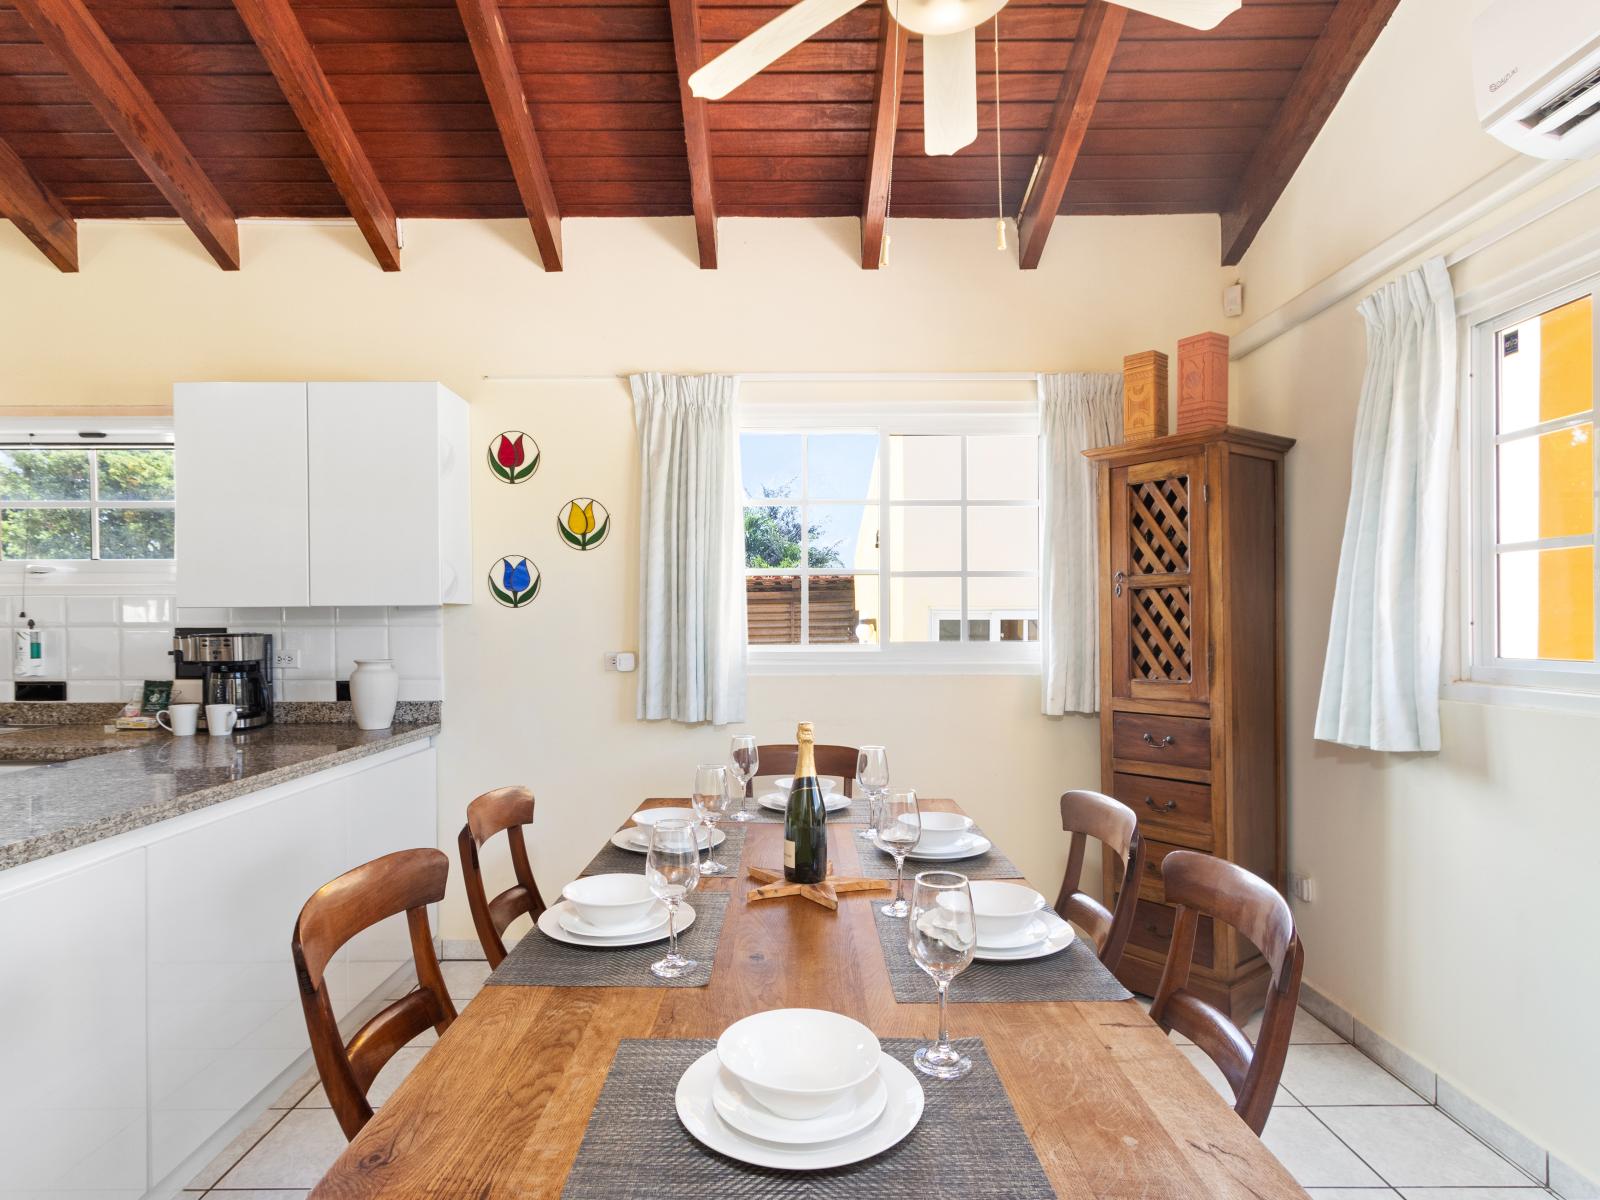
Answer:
856;788;1022;885
579;765;748;878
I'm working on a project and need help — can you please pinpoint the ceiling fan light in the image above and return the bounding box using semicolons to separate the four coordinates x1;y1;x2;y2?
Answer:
888;0;1005;37
1113;0;1241;32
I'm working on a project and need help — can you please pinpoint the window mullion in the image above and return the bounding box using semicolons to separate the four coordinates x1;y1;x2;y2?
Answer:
959;435;969;642
799;434;809;646
89;448;101;561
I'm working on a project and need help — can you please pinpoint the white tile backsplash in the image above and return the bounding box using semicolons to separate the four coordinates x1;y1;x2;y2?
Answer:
334;625;389;677
120;596;175;625
387;625;442;679
14;594;65;626
120;628;177;679
281;626;335;677
284;607;336;626
67;626;121;679
67;595;119;625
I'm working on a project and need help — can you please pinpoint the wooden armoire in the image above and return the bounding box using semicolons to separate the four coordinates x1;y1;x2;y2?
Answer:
1085;426;1294;1019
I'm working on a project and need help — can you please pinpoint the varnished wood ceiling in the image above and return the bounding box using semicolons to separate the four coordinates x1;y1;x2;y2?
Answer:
0;0;1400;272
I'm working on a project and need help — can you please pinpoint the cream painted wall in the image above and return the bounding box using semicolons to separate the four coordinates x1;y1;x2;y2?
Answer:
1234;0;1600;1181
0;212;1222;959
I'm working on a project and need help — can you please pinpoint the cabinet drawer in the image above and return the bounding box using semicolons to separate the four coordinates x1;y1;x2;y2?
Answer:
1136;838;1193;899
1127;898;1215;969
1112;773;1213;848
1112;712;1211;770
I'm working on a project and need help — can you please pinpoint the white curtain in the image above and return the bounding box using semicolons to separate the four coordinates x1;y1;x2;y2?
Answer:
630;372;747;726
1314;257;1457;752
1039;372;1123;716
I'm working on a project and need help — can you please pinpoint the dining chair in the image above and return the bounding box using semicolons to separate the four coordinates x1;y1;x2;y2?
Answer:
291;847;457;1141
458;785;546;968
752;743;860;797
1149;850;1304;1135
1053;789;1144;971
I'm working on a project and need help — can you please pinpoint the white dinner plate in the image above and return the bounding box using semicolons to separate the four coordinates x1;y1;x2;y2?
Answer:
537;900;696;948
676;1049;923;1170
902;833;993;862
558;902;668;939
710;1064;888;1146
758;791;852;814
610;827;726;854
976;916;1050;952
972;910;1075;962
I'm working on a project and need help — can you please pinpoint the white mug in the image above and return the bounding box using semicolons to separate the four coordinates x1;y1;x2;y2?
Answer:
205;704;239;736
157;703;199;736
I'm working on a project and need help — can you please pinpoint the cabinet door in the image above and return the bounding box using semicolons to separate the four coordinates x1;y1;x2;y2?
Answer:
1107;454;1210;704
175;383;310;607
307;382;443;606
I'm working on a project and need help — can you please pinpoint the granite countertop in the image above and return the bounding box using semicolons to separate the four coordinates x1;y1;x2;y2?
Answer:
0;721;440;871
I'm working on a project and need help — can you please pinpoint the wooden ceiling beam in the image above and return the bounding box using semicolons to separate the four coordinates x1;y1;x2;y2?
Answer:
0;136;77;271
233;0;400;271
12;0;239;270
667;0;717;268
1218;0;1401;266
454;0;562;271
860;9;908;270
1015;0;1125;271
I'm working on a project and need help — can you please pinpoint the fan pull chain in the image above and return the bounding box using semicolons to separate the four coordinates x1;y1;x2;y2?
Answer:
993;14;1005;252
881;0;904;268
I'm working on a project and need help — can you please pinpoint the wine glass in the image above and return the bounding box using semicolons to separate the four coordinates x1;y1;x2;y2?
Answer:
907;870;975;1079
645;819;701;979
855;745;889;841
728;735;759;822
691;764;733;876
873;789;920;918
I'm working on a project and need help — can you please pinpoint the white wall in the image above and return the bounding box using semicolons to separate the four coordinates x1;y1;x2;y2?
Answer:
1232;0;1600;1182
0;212;1224;954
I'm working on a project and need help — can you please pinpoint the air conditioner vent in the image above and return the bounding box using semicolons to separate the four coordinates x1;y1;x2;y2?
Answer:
1524;64;1600;139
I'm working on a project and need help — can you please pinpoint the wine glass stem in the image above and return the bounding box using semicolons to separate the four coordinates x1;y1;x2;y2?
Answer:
937;979;951;1049
893;854;905;904
666;899;679;959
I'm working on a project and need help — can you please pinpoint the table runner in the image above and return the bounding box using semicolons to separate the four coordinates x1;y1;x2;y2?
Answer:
580;823;749;878
854;829;1022;881
560;1037;1053;1199
489;891;730;989
870;910;1132;1004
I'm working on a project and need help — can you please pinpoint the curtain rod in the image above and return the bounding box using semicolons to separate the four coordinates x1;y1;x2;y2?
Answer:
482;371;1042;384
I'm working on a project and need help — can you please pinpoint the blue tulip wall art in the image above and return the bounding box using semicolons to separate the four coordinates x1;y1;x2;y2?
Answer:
489;556;540;607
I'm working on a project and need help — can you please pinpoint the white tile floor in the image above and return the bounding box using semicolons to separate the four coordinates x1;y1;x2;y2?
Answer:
183;968;1557;1198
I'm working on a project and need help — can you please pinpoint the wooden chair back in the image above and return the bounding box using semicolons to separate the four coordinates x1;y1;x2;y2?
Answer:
1054;789;1144;970
1150;850;1304;1135
752;743;860;797
291;848;457;1141
458;786;545;968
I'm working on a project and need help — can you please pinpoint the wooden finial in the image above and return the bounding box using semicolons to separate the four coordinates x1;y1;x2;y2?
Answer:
1123;350;1169;443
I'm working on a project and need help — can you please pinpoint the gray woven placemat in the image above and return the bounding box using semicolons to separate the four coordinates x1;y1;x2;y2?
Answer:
871;909;1132;1004
580;823;749;878
560;1037;1053;1199
489;891;729;989
854;830;1022;880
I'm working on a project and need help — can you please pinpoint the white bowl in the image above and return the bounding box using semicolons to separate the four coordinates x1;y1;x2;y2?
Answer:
906;811;974;851
774;776;839;794
717;1009;881;1120
967;880;1047;942
559;873;658;931
631;806;700;827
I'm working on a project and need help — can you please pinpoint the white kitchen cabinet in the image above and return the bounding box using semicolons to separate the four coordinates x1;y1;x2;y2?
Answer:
307;382;471;606
174;382;470;608
175;382;311;608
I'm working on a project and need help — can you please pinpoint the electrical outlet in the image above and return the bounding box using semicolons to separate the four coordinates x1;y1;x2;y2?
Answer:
1289;872;1315;903
273;650;301;670
604;651;637;673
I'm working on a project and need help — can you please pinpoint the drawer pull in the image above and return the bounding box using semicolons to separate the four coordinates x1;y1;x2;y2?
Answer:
1143;795;1178;812
1141;732;1176;748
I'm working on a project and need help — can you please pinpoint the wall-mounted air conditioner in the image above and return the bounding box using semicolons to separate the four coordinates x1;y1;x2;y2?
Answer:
1473;0;1600;160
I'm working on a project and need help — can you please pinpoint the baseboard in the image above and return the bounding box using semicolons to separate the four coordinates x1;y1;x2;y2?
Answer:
1301;982;1597;1198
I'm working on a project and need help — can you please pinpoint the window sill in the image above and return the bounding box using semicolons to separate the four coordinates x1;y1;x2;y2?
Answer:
1443;677;1600;717
748;649;1041;677
0;560;176;591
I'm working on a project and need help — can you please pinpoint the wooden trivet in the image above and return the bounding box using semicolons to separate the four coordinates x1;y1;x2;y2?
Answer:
746;865;892;911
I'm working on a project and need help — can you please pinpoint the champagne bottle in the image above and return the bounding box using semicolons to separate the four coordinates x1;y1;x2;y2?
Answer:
784;721;828;885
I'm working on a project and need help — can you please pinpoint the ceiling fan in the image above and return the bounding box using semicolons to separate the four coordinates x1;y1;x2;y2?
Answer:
689;0;1241;156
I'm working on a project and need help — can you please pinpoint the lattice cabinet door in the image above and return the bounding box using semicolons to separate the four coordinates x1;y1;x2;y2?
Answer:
1107;455;1210;703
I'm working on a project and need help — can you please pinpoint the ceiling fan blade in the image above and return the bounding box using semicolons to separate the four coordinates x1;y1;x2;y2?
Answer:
1111;0;1240;31
688;0;869;99
923;28;978;156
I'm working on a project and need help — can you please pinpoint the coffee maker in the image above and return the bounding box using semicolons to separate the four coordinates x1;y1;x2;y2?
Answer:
172;632;275;729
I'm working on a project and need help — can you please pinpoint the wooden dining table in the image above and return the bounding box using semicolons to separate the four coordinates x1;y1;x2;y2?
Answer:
311;798;1308;1198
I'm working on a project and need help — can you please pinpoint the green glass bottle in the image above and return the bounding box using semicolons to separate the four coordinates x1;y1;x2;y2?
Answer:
783;721;828;885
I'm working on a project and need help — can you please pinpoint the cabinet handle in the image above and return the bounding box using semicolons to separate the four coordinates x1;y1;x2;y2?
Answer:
1143;795;1178;812
1141;732;1176;748
1113;570;1126;598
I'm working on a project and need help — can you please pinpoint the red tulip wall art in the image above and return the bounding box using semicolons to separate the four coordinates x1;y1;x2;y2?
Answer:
488;432;539;484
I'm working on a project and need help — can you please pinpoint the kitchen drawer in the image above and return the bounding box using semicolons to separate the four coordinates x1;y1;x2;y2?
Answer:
1127;898;1214;969
1136;838;1193;899
1112;712;1211;771
1112;772;1213;848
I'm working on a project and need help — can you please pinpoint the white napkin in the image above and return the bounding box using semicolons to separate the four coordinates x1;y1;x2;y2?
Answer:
914;907;975;954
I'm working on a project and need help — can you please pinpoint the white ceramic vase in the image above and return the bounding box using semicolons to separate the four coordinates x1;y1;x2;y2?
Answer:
349;659;399;730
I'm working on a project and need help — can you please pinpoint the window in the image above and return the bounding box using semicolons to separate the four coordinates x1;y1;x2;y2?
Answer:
740;401;1039;670
0;445;176;561
1467;277;1599;694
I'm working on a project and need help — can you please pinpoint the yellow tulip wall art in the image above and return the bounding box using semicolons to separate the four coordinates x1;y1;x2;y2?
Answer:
558;498;610;551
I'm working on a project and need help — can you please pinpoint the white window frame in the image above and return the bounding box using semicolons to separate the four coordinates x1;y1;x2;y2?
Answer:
741;399;1041;675
928;607;1040;642
1457;270;1600;703
0;417;177;591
